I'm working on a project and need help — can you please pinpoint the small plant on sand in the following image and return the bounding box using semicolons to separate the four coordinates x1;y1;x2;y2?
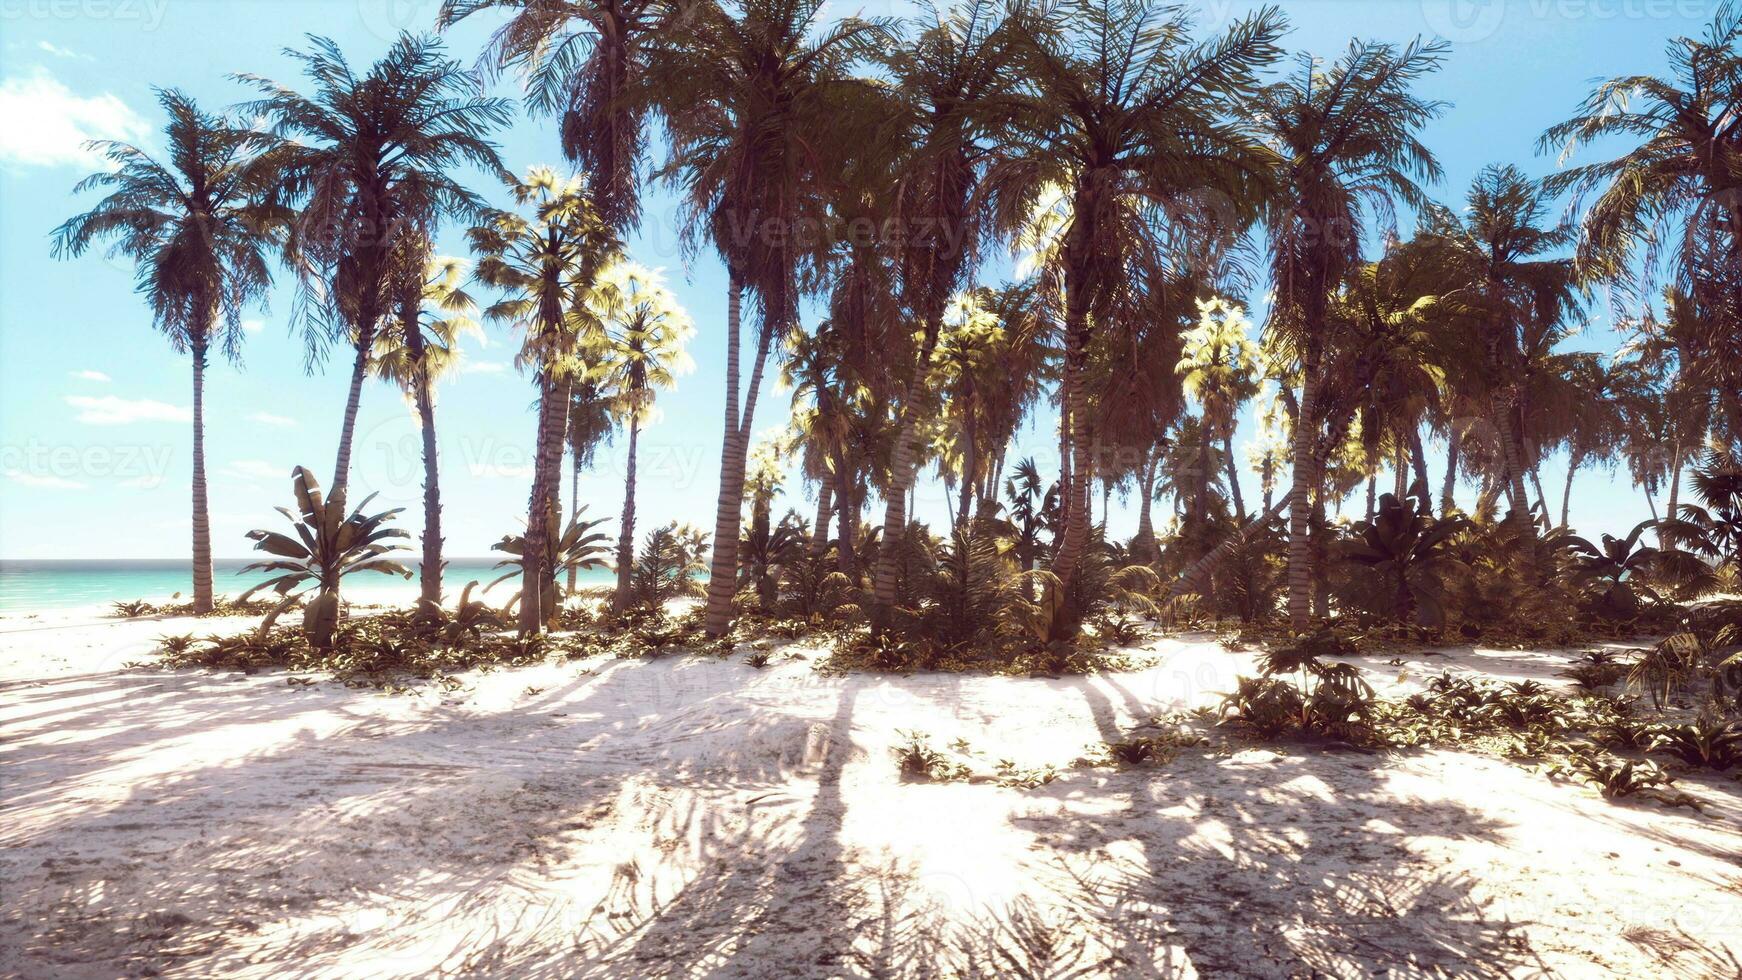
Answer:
239;467;411;650
155;633;198;656
112;599;155;618
893;731;971;782
1649;708;1742;771
1549;747;1700;809
744;649;772;669
1559;649;1630;691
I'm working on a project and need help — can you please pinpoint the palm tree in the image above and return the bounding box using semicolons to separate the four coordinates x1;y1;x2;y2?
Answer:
237;33;510;497
53;89;282;614
1421;165;1582;528
1542;4;1742;438
1176;297;1261;522
469;168;620;633
654;0;889;637
865;0;1013;625
986;0;1285;590
439;0;671;232
372;249;479;605
1253;37;1448;630
589;262;695;610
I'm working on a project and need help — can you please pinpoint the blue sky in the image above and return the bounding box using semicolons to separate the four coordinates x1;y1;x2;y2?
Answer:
0;0;1710;560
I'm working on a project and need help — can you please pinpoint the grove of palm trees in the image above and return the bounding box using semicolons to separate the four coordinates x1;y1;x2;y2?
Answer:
6;0;1742;976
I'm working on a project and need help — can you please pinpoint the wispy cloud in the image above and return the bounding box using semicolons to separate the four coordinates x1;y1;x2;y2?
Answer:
242;319;264;334
4;469;87;490
66;395;189;425
70;369;111;383
462;360;508;375
467;461;533;479
246;412;296;428
36;41;92;61
0;67;150;169
222;459;282;482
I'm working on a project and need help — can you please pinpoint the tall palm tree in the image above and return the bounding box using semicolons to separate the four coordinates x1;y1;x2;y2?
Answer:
469;168;620;633
1420;165;1582;528
986;0;1285;590
865;0;1013;624
439;0;671;233
1542;4;1742;438
1176;297;1261;522
654;0;889;636
237;33;510;497
1253;37;1448;630
53;89;282;614
589;263;695;609
372;249;479;605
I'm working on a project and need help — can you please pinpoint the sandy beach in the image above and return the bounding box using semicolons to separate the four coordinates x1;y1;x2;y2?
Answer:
3;609;1739;978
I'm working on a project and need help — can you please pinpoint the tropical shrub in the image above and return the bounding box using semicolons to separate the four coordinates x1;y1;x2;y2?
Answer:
489;508;612;622
1335;492;1468;627
1649;708;1742;771
239;467;411;650
626;522;709;610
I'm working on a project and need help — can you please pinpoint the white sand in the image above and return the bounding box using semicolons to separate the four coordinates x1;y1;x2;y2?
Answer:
2;610;1740;978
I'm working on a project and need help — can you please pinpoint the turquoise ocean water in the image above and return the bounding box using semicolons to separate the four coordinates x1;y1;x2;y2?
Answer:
0;559;616;613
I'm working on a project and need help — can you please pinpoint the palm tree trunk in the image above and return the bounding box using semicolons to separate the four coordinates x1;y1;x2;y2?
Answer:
1311;489;1330;619
1529;464;1549;522
1134;447;1158;562
331;323;376;498
1408;425;1430;511
810;483;833;557
190;338;214;614
833;457;858;579
413;368;442;607
1286;353;1321;630
1165;492;1293;601
521;368;571;634
1223;432;1246;522
1050;345;1093;588
1499;399;1533;527
1365;476;1377;521
1664;451;1682;550
703;274;769;638
1561;447;1582;529
1442;426;1461;514
568;454;581;594
613;416;641;610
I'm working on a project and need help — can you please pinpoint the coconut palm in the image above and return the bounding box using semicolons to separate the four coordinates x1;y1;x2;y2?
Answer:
1253;37;1448;630
237;32;510;496
986;0;1285;590
439;0;671;233
864;0;1015;625
1420;166;1583;528
1541;4;1742;436
52;89;283;614
469;168;620;633
371;249;480;606
654;0;890;636
1176;297;1261;522
589;263;695;609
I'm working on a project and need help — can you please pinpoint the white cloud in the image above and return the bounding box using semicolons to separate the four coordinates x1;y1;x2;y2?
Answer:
70;369;111;383
36;41;91;61
467;461;533;479
223;459;282;482
66;395;190;425
246;412;296;428
4;469;87;490
462;360;509;375
0;68;150;169
242;319;264;334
